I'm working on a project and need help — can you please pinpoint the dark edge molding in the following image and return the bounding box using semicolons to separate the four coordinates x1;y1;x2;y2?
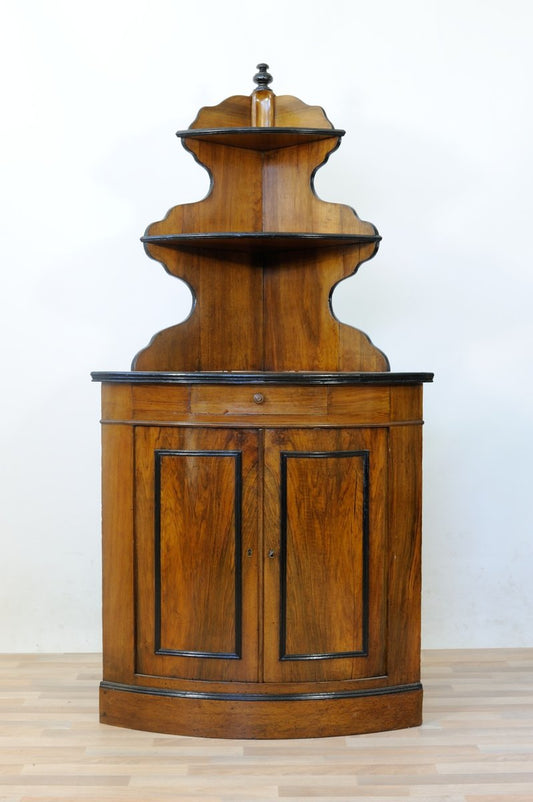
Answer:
100;679;422;703
140;232;381;252
362;450;370;656
175;126;346;139
153;449;243;660
279;450;370;661
141;233;379;242
153;451;163;654
92;371;434;385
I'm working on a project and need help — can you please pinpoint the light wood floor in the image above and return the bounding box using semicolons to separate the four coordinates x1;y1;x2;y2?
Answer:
0;650;532;801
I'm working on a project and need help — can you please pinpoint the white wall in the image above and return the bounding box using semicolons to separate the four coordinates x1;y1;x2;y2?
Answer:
1;0;532;651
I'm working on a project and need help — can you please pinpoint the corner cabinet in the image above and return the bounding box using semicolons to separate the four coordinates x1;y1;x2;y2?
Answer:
92;65;433;739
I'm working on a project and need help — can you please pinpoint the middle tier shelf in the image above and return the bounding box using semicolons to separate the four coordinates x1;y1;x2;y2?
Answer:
176;127;346;151
141;232;381;254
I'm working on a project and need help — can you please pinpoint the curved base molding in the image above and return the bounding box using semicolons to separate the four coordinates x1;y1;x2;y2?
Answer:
99;682;423;739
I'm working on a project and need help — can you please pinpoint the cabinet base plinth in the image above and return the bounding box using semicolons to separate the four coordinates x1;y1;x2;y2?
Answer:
99;683;422;739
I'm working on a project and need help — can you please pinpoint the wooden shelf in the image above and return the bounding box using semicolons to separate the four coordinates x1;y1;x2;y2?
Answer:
176;127;345;151
141;231;381;253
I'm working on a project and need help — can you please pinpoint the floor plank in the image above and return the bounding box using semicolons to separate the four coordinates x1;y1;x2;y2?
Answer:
0;650;532;800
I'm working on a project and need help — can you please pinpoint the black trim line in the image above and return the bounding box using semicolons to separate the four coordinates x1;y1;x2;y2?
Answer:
279;450;369;661
100;680;422;703
140;232;381;254
92;371;434;385
175;127;346;145
176;127;346;136
153;449;243;660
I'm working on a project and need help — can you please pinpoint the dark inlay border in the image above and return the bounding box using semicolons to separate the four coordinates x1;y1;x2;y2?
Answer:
154;448;243;660
279;450;369;661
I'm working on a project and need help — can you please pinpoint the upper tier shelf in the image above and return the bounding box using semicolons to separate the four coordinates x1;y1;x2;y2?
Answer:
176;127;345;151
141;232;381;254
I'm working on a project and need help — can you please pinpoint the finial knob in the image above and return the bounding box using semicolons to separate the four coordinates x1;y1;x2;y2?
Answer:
253;63;273;89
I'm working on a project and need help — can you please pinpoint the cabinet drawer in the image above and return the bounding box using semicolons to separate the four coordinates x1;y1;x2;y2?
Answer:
190;385;327;415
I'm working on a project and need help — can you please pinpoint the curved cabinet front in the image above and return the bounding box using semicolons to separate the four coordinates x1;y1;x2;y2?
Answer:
95;373;429;738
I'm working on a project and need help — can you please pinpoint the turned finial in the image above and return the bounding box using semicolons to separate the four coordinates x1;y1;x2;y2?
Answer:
252;63;275;126
253;63;273;89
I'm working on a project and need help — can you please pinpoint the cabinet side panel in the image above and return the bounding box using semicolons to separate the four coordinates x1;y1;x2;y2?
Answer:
198;260;264;370
390;385;423;422
387;424;423;684
101;383;133;420
101;424;135;682
262;250;388;371
262;143;376;235
262;252;340;370
134;145;264;371
133;253;264;371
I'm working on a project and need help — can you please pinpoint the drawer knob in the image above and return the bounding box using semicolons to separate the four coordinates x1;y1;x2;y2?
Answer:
253;392;265;404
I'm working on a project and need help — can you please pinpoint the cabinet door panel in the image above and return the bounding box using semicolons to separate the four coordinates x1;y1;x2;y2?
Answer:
263;428;387;683
281;449;368;659
135;427;260;682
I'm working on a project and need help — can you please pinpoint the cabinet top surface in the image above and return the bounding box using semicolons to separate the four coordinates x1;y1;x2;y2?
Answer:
91;371;434;385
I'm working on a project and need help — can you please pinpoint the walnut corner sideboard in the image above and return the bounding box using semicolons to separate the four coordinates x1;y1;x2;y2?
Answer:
92;64;433;739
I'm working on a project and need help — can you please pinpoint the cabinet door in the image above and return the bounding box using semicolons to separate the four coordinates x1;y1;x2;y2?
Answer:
263;428;387;683
135;427;260;682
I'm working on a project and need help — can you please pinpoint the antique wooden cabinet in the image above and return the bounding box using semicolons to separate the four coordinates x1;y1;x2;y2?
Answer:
92;65;432;739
